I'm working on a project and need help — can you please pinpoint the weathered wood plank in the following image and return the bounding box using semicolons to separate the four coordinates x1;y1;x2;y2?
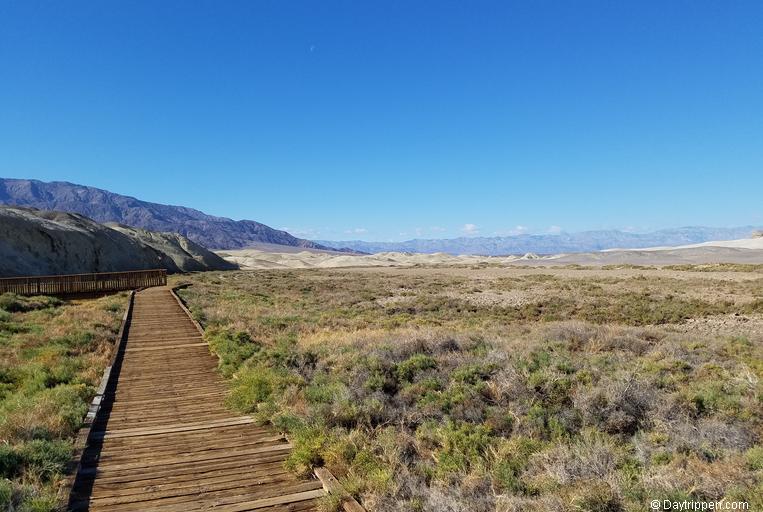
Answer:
315;468;366;512
124;342;209;353
91;416;256;440
67;286;321;511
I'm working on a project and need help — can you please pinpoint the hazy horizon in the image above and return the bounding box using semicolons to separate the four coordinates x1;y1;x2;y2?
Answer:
3;176;763;244
313;225;763;244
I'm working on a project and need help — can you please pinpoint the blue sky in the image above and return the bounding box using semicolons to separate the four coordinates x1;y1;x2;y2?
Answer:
1;1;762;241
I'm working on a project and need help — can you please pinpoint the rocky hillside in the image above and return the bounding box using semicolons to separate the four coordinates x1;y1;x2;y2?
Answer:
0;206;236;277
107;223;237;272
0;178;329;250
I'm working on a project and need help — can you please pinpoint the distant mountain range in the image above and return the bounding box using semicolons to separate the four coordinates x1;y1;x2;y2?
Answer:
2;178;759;257
0;178;332;250
316;226;763;256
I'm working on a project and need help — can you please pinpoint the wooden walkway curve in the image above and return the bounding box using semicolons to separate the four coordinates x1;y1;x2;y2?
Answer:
69;287;323;511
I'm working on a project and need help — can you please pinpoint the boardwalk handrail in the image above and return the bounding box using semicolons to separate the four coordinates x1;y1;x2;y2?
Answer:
0;269;167;295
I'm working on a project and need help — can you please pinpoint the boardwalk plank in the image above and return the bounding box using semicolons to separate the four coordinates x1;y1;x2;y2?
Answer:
68;287;320;511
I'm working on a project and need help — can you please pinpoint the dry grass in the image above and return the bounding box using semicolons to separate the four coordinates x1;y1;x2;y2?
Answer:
0;292;126;511
174;267;763;512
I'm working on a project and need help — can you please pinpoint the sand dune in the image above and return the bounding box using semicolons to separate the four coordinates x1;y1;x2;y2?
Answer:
218;248;505;269
606;236;763;251
219;237;763;270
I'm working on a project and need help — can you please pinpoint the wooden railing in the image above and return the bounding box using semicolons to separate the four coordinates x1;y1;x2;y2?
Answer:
0;269;167;296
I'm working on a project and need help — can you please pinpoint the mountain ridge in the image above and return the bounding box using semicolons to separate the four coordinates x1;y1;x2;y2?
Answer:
316;226;763;256
0;178;332;250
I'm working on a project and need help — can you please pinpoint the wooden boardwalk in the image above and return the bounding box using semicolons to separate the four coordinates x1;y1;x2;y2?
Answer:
0;269;167;295
69;287;323;511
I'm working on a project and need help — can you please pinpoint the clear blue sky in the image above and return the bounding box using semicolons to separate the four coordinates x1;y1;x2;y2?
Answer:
1;1;761;241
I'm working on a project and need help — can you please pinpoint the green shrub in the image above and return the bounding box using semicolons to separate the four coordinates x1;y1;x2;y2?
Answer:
452;363;496;384
0;440;71;484
285;425;331;476
745;446;763;471
206;329;261;377
0;479;11;509
304;375;346;405
0;446;21;479
492;436;545;493
272;413;304;432
420;421;494;477
56;332;94;350
519;349;551;373
45;359;80;388
226;366;295;413
18;494;57;512
1;384;89;441
317;492;343;512
396;354;436;382
103;301;123;313
0;294;61;313
687;381;743;417
19;440;71;481
651;450;672;465
417;380;487;417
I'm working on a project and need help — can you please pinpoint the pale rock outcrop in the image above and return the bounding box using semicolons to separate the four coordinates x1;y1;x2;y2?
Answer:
0;206;236;277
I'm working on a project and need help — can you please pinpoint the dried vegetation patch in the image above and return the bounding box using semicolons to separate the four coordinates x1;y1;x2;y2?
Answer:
0;292;126;511
175;267;763;511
